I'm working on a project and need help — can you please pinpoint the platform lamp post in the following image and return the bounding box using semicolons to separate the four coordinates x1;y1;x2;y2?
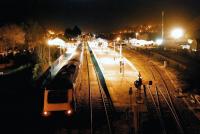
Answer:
116;37;124;73
116;37;121;58
113;37;121;61
47;40;52;66
114;41;116;54
162;11;164;43
135;32;139;39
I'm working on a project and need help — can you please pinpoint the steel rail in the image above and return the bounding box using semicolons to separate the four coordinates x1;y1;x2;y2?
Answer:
147;64;167;134
85;44;93;134
86;44;112;134
150;62;184;134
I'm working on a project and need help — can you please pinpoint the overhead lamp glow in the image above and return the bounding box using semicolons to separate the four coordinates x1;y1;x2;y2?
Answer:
171;28;184;39
156;38;163;45
135;32;139;39
48;30;55;35
116;37;121;42
188;39;193;44
47;38;66;47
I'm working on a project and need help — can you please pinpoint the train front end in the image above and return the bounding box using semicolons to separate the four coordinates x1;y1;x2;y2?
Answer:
42;88;74;117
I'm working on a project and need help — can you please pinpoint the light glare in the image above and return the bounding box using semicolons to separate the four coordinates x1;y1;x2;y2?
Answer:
116;37;121;42
47;38;66;47
156;38;163;45
188;39;193;44
67;110;72;114
171;28;184;39
43;111;49;116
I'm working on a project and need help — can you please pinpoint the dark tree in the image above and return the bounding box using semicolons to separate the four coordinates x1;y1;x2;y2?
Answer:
64;26;82;39
73;25;81;36
64;28;74;38
23;21;47;49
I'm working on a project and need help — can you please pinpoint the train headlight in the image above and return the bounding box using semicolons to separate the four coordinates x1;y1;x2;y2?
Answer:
65;110;72;115
43;111;50;117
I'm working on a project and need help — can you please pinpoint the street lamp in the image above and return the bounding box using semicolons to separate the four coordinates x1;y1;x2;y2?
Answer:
135;32;139;39
113;37;121;60
113;41;116;53
116;37;120;42
120;43;122;58
188;39;193;44
171;28;184;39
116;37;124;74
115;37;121;52
116;37;122;57
47;40;52;65
171;28;184;51
156;38;163;45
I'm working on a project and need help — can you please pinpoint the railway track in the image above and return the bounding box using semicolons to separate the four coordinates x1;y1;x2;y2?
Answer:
145;61;185;134
115;46;200;134
144;82;167;134
85;44;114;134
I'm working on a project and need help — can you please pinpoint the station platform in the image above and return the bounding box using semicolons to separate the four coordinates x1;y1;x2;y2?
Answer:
89;45;147;112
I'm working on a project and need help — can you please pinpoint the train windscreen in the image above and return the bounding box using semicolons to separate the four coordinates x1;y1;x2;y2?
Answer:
48;90;68;103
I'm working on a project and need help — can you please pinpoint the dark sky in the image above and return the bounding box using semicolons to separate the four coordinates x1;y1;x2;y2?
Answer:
0;0;200;32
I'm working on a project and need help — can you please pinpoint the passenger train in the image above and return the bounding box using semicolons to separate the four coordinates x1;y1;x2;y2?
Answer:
43;44;83;117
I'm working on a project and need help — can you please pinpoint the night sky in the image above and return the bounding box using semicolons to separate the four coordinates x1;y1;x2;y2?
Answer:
0;0;200;32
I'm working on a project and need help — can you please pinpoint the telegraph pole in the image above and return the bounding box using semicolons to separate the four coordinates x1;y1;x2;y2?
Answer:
162;11;164;42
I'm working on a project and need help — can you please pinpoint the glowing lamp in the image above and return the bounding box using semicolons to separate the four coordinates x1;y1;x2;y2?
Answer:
188;39;193;44
156;38;163;45
171;28;184;39
116;37;121;42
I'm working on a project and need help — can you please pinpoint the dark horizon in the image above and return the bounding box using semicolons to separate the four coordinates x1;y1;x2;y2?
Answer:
0;0;200;32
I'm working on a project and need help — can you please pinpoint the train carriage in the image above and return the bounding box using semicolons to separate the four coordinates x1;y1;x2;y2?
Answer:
43;44;82;117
